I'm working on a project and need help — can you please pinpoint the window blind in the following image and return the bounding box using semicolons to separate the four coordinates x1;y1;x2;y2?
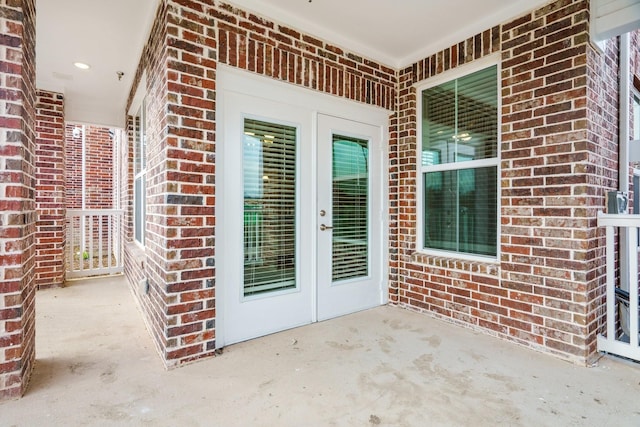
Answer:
332;135;369;282
243;118;297;296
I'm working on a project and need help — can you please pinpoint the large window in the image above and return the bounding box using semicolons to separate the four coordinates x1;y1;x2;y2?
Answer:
420;64;498;257
133;99;147;246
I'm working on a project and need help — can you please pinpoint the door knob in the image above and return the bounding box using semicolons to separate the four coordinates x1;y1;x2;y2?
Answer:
320;224;333;231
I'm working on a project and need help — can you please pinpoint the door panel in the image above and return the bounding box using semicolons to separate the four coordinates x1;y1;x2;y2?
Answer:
222;92;313;345
220;71;387;346
316;115;384;321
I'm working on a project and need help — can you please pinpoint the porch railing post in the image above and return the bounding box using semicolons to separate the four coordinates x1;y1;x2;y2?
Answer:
597;212;640;362
606;224;616;341
629;226;639;348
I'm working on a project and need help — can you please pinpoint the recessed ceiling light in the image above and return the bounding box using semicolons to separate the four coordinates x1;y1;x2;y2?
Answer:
73;62;90;70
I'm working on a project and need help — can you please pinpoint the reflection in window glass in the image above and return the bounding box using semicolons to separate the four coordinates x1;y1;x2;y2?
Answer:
424;167;497;256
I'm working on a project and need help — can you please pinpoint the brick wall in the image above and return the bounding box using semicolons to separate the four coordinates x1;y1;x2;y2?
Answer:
214;4;395;109
123;0;173;365
585;34;619;358
125;0;396;367
0;0;37;400
35;90;65;289
393;0;618;364
64;124;114;209
126;0;633;367
64;125;81;208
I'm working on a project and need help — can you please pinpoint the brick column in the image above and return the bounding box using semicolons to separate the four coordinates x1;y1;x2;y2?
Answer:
35;90;66;289
0;0;37;400
500;1;613;362
124;0;218;367
159;0;218;365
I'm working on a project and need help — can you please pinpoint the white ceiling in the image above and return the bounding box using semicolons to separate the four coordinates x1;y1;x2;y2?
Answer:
35;0;160;128
35;0;548;128
231;0;549;67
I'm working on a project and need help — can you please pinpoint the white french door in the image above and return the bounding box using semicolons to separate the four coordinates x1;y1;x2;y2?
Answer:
316;115;384;321
219;68;387;346
221;91;314;345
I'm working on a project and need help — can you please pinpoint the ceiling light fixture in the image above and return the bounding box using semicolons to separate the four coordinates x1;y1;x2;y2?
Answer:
73;62;91;70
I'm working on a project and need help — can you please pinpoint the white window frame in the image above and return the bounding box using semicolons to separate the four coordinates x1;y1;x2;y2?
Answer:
415;55;501;262
129;76;147;249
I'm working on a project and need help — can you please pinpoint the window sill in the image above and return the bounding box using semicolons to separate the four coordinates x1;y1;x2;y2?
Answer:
127;240;146;268
410;251;500;277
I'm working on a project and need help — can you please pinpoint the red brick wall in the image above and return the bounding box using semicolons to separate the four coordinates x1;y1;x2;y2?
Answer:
126;0;632;367
64;125;81;208
0;0;37;400
64;124;114;209
125;0;396;367
35;90;65;289
585;35;620;358
394;0;618;364
215;4;395;109
123;0;171;364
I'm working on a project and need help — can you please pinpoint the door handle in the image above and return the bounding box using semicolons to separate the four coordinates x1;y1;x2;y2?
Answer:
320;224;333;231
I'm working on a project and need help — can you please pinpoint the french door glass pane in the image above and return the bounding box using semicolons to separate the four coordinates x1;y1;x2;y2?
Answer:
243;119;297;296
332;135;369;282
424;166;497;256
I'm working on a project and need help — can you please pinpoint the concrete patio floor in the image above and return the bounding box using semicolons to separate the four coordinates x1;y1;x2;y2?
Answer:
1;276;639;426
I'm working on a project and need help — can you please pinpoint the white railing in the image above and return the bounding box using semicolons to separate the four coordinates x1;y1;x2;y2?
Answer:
597;212;640;361
66;209;124;279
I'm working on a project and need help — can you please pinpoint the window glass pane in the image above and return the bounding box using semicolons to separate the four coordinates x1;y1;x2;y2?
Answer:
422;66;497;165
424;167;497;256
134;101;146;175
243;119;297;297
134;113;142;176
134;176;144;244
457;66;498;160
422;80;455;165
133;99;146;246
332;135;369;282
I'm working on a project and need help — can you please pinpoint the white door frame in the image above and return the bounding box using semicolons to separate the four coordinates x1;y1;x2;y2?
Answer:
216;65;390;348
